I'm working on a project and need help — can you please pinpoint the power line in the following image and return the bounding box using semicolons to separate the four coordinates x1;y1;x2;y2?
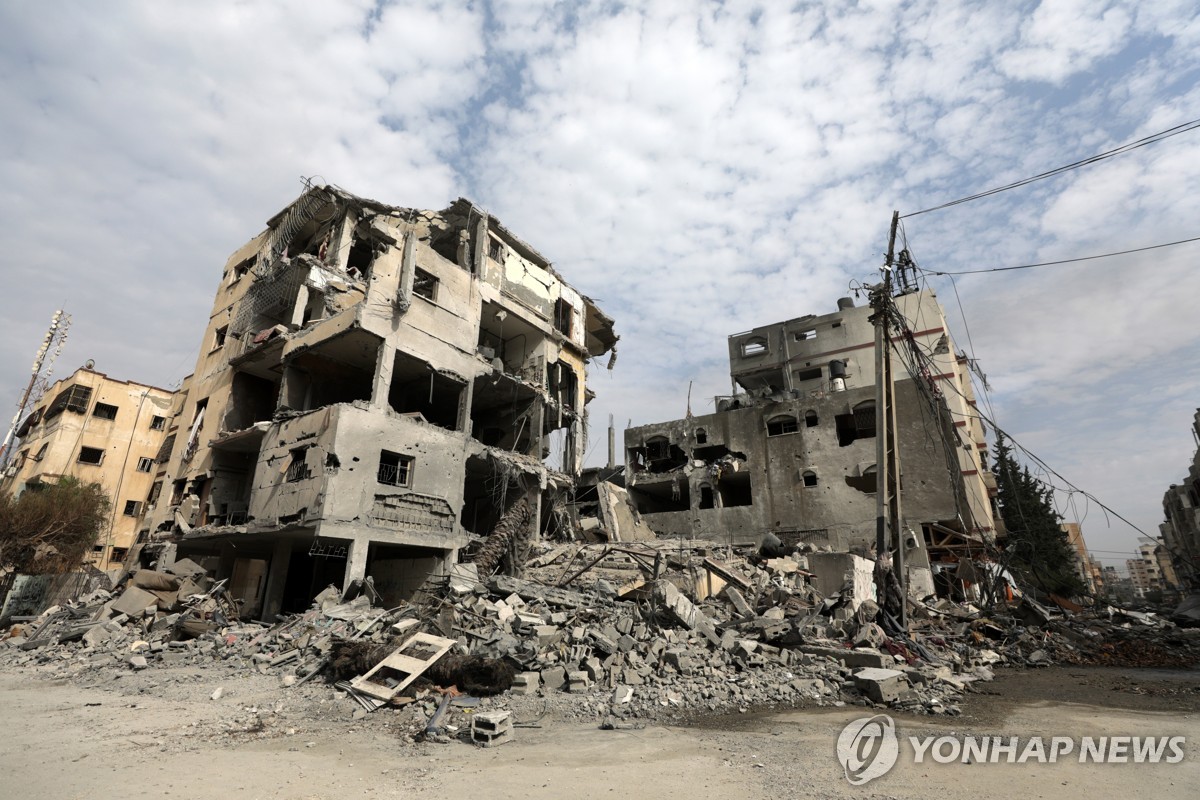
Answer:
921;234;1200;275
902;117;1200;218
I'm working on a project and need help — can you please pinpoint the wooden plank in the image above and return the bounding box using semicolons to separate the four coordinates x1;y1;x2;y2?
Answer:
349;632;455;702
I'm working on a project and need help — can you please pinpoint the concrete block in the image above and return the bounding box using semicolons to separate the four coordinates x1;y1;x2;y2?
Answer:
471;710;513;747
807;552;877;611
129;655;149;670
540;665;567;691
612;685;634;704
511;671;540;695
853;667;910;704
567;671;590;691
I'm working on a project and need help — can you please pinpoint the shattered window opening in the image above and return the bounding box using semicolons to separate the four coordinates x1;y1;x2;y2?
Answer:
413;268;438;302
802;470;818;487
793;329;816;341
741;337;767;357
93;402;118;421
285;447;311;483
231;256;255;282
123;500;142;517
695;427;707;444
488;236;503;262
793;367;822;383
213;325;228;350
136;456;153;473
554;298;573;337
150;415;166;431
78;446;104;465
699;484;715;509
378;450;414;487
766;415;799;437
804;410;819;428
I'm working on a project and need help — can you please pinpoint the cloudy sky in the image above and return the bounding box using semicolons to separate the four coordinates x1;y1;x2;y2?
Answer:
3;0;1198;570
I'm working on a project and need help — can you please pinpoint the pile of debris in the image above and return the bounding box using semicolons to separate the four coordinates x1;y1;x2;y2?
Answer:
4;540;1199;741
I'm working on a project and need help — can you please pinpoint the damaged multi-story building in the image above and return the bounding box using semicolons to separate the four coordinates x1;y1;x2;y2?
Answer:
1161;409;1200;590
142;184;617;620
624;290;995;592
1;366;175;570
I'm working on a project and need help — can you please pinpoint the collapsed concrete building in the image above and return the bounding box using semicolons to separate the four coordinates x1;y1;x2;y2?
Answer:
142;184;617;619
1160;408;1200;590
624;290;996;594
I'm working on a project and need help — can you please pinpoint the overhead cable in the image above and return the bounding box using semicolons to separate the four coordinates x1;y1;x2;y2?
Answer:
921;235;1200;275
902;117;1200;218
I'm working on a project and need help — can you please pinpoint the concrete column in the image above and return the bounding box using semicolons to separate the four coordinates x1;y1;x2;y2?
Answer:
331;210;357;273
370;341;396;410
261;537;293;622
343;536;370;592
397;230;416;307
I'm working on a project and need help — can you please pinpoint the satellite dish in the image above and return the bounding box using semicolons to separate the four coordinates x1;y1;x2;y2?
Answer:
84;359;95;370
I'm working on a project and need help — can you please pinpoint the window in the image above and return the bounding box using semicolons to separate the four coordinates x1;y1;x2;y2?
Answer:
836;401;877;446
136;456;154;473
412;268;438;301
695;428;707;444
46;384;93;420
33;443;48;461
377;450;413;487
213;325;228;350
793;367;822;382
285;448;311;482
699;484;715;509
231;256;255;282
150;415;166;431
554;298;573;337
804;410;819;428
767;415;799;436
741;337;767;357
792;329;816;341
488;236;504;262
147;480;163;506
78;446;104;465
802;470;818;487
93;402;118;420
123;500;142;517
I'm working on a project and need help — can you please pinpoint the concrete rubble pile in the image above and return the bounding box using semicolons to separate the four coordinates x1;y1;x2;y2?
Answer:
4;540;1200;742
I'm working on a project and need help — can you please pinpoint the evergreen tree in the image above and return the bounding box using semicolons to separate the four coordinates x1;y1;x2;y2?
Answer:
991;434;1086;597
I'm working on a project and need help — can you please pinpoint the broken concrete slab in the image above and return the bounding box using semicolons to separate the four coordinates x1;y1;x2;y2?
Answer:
111;586;159;618
853;667;910;703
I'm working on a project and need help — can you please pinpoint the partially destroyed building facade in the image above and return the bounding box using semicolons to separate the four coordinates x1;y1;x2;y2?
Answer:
1161;408;1200;589
625;291;995;576
1;366;175;569
144;185;616;619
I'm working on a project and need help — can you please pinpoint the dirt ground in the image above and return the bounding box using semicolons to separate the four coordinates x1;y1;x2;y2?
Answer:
1;662;1197;800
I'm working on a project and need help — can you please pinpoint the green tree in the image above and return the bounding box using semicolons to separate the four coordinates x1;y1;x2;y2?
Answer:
991;435;1086;598
0;477;110;574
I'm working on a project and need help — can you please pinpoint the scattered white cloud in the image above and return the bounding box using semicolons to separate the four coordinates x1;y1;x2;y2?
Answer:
1;0;1198;565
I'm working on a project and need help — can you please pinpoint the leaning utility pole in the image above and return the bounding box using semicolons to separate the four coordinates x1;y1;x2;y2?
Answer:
0;309;70;468
872;212;906;627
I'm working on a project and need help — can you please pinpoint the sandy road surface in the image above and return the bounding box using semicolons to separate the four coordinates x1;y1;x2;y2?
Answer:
1;664;1197;799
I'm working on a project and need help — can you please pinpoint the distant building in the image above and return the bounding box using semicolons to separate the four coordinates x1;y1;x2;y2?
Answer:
1;366;175;569
623;289;996;594
1126;539;1169;598
1160;408;1200;589
142;184;617;619
1061;522;1099;594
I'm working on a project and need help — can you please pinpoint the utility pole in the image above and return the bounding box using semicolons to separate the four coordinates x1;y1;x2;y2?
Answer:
872;212;906;627
1;310;69;468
